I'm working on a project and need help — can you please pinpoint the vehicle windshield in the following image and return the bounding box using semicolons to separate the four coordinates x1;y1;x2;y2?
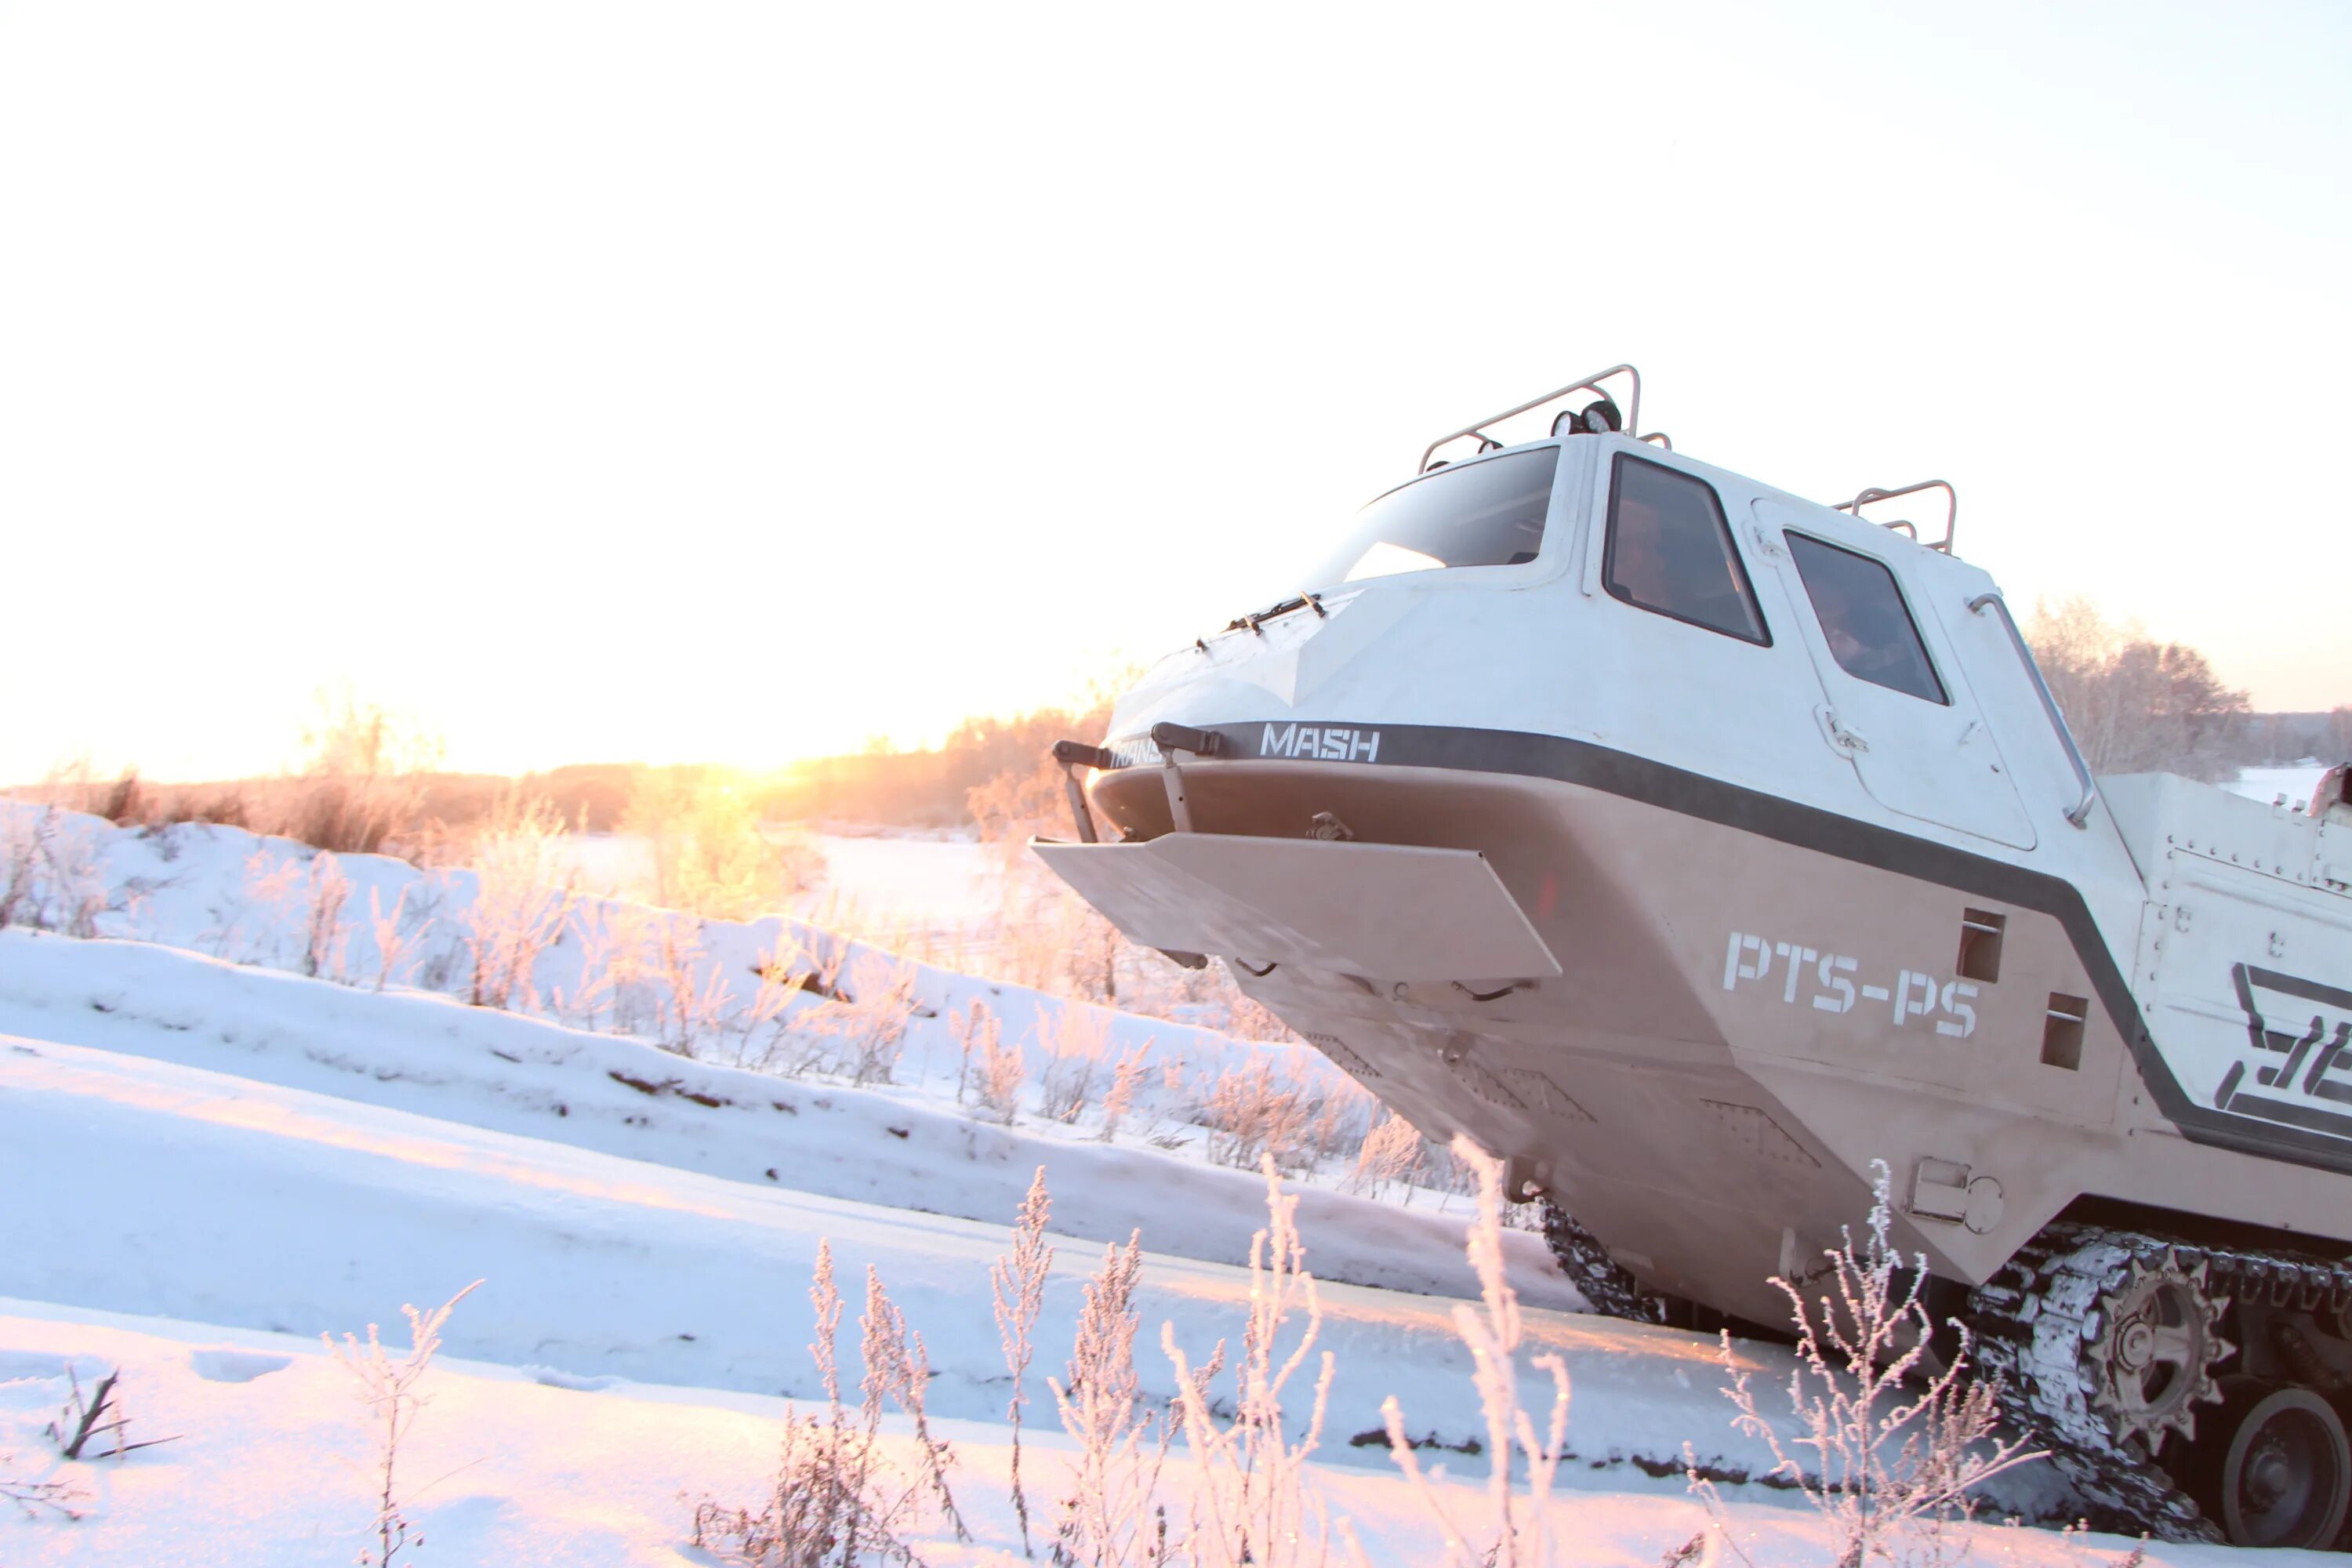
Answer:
1300;447;1557;592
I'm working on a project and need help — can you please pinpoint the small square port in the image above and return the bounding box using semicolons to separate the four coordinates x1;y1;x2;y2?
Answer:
1958;909;2006;983
2042;993;2088;1070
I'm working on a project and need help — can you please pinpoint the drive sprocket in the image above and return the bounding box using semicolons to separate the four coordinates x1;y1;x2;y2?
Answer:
1969;1224;2232;1541
2088;1250;2234;1452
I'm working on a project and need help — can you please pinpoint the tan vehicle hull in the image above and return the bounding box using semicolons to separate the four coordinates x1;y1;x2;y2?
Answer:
1050;745;2351;1332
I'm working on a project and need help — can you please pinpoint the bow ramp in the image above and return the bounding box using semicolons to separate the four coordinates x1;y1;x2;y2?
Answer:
1032;833;1560;984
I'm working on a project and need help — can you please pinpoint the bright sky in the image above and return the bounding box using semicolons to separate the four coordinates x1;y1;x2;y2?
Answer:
3;2;2346;782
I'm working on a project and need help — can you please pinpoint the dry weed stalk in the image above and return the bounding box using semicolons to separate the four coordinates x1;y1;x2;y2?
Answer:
0;806;40;930
0;1457;85;1521
47;1366;179;1461
862;1266;969;1542
325;1280;481;1568
367;885;432;993
1367;1139;1570;1568
693;1240;922;1566
553;901;652;1034
993;1167;1055;1555
1051;1229;1176;1567
652;919;736;1058
789;950;917;1083
236;846;307;964
0;803;111;937
731;933;811;1070
950;999;988;1106
1098;1045;1152;1143
1689;1160;2041;1568
842;956;917;1086
303;851;354;980
953;1000;1024;1124
1162;1156;1335;1568
1040;1006;1114;1123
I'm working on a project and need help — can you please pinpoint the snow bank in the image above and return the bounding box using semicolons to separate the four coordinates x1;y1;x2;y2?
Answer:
0;803;1343;1113
2223;763;2332;807
0;1036;1701;1461
0;928;1570;1306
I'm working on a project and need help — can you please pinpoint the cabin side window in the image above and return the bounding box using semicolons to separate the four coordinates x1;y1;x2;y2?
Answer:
1602;454;1770;644
1784;532;1950;705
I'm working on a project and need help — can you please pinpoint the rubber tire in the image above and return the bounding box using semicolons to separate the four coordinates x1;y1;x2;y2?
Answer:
2183;1377;2352;1549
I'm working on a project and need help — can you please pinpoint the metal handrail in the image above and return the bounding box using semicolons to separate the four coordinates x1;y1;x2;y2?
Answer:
1835;479;1957;554
1419;364;1645;472
1969;591;2096;829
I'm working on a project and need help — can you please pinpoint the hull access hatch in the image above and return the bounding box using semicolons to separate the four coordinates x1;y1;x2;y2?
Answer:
1030;833;1562;983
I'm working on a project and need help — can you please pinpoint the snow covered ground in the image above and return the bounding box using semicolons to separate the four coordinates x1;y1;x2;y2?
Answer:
557;829;1000;942
2223;764;2332;808
0;804;2307;1563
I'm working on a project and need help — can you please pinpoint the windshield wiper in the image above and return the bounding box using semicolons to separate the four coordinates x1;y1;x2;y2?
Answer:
1221;590;1329;635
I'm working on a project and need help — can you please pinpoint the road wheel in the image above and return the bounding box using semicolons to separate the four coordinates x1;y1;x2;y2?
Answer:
2183;1377;2351;1548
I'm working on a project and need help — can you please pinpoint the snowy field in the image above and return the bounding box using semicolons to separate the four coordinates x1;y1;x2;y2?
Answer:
559;830;1000;938
0;804;2302;1564
2222;764;2332;808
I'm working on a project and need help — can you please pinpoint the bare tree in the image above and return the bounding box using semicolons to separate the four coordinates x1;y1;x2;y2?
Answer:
2026;597;2249;782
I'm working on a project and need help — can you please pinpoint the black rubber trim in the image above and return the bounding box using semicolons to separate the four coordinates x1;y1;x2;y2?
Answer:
1123;718;2352;1181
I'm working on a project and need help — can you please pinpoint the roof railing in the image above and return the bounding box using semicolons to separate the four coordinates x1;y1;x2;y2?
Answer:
1835;479;1957;554
1419;364;1653;472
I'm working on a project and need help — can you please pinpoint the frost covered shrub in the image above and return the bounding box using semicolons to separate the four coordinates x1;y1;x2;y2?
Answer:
1365;1138;1571;1568
1341;1112;1425;1202
366;884;432;993
456;792;577;1012
952;1000;1024;1124
326;1282;480;1568
787;952;917;1083
1200;1062;1318;1175
650;920;735;1058
1098;1045;1152;1142
0;804;107;936
992;1168;1054;1555
301;851;354;979
1688;1160;2039;1568
724;934;811;1073
624;771;818;922
1039;1004;1115;1123
689;1241;932;1567
1054;1229;1177;1567
1163;1156;1335;1568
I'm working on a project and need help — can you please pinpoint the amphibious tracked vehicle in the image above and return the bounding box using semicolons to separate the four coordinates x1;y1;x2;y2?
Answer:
1033;366;2352;1547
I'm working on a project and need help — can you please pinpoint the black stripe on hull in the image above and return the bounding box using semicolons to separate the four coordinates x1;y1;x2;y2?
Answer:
1121;719;2352;1181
